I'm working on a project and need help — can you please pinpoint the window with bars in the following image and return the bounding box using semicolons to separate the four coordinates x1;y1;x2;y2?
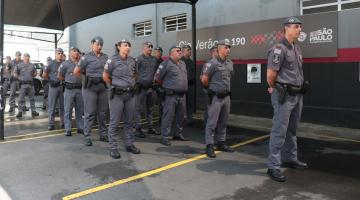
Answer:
133;21;152;37
163;14;187;32
301;0;360;15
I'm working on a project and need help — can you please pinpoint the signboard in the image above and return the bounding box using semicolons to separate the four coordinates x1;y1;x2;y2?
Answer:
177;12;338;60
247;63;261;83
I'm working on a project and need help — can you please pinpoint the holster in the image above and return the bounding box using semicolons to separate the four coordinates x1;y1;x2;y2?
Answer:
110;86;134;99
274;83;287;105
85;76;106;89
154;85;165;101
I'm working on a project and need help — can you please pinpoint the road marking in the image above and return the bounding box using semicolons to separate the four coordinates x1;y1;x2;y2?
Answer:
0;119;159;144
62;134;270;200
308;133;360;143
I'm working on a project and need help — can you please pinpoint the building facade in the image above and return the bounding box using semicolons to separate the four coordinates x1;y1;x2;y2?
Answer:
69;0;360;128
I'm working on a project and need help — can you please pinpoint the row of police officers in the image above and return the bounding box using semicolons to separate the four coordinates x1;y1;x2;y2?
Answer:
2;16;308;182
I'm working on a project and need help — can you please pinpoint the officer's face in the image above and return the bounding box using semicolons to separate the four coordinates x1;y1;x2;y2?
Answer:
285;24;302;39
91;42;103;53
170;48;182;61
155;50;162;58
5;57;11;63
182;48;191;58
55;51;63;61
218;45;230;58
70;50;79;60
119;43;131;56
143;44;152;56
211;49;218;59
23;56;30;63
15;54;21;61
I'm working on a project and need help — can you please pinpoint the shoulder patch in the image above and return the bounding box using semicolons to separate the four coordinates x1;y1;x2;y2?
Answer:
274;48;282;55
273;54;280;64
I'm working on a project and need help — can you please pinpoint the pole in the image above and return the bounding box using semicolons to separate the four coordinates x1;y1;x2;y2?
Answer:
0;0;5;140
191;2;197;113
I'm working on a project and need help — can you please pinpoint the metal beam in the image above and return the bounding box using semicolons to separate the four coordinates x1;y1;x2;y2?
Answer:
191;2;197;113
0;0;4;140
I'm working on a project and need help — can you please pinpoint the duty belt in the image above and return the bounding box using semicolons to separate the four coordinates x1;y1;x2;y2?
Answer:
208;90;231;98
112;86;134;95
64;82;82;89
164;89;185;96
50;81;61;87
275;82;304;96
19;80;33;85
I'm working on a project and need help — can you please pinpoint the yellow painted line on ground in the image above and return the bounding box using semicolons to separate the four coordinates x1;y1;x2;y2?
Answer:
308;133;360;143
0;133;65;144
62;134;270;200
0;119;159;144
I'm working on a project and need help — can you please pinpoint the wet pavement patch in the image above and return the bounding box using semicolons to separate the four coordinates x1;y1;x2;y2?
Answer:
85;160;140;184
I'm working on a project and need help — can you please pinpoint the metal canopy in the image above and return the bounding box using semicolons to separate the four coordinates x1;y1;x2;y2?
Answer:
5;0;197;30
0;0;198;140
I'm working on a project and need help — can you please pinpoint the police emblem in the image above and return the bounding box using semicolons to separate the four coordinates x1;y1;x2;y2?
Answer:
159;65;163;69
273;54;280;64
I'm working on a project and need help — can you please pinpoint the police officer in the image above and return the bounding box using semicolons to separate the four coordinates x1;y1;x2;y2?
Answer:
74;36;109;146
154;47;164;129
103;39;140;159
13;53;39;118
58;47;84;136
43;48;65;130
41;57;52;110
200;45;218;128
266;17;308;182
133;41;159;138
201;39;234;158
3;56;12;110
8;51;22;113
154;45;188;146
181;45;195;126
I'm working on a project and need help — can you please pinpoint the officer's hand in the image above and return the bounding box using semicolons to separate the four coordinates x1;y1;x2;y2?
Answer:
268;87;274;94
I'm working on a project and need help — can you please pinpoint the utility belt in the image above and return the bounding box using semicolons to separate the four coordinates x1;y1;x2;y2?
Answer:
64;82;82;90
110;86;135;99
164;89;186;96
84;76;106;89
274;81;308;104
207;90;231;104
49;81;61;87
19;80;33;86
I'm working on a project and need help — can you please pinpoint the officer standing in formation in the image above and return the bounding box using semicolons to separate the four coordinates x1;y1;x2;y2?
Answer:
103;39;140;159
13;53;39;118
74;36;109;146
58;47;84;136
266;17;308;182
181;45;195;126
201;39;235;158
43;48;65;130
133;41;159;138
200;45;218;128
154;45;188;146
3;56;12;109
41;57;52;110
154;47;164;128
8;51;22;113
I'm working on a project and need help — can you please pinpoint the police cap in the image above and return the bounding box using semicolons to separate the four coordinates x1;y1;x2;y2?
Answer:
55;48;64;53
117;39;131;47
283;17;302;25
91;36;104;45
23;53;30;57
155;47;163;53
143;41;153;48
168;45;181;54
182;44;191;50
217;39;231;48
15;51;21;56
